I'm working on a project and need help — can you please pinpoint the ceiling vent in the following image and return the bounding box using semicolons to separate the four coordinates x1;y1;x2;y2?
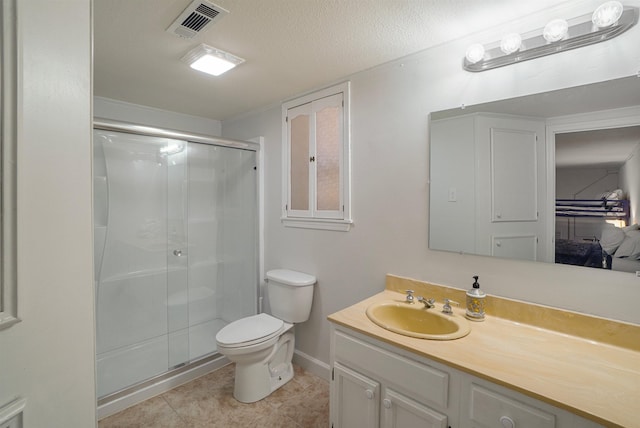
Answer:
166;0;228;39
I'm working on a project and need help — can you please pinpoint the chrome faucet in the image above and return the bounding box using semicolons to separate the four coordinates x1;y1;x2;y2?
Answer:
405;290;415;303
417;296;435;309
442;298;459;315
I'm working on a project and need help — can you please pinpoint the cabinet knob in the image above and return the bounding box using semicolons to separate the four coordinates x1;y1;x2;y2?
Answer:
500;416;515;428
365;389;374;400
383;398;392;409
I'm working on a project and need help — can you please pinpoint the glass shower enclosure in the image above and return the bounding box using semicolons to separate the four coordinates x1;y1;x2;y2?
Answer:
93;125;258;399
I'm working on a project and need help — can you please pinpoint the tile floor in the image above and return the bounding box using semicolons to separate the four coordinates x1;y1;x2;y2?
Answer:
98;364;330;428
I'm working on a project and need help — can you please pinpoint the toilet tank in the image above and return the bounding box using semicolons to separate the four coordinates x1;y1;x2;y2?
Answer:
266;269;316;323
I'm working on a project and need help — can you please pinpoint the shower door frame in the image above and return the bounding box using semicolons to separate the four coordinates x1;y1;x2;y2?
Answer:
93;118;263;418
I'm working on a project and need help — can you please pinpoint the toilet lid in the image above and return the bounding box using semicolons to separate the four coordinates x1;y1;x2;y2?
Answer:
216;313;284;347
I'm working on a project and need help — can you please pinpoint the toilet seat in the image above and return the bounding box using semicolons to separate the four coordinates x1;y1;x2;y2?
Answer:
216;313;284;348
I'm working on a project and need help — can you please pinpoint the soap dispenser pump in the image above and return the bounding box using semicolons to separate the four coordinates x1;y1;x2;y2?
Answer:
465;275;485;321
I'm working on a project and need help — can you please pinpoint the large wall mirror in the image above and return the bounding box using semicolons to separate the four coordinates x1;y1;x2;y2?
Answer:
0;0;19;329
429;76;640;275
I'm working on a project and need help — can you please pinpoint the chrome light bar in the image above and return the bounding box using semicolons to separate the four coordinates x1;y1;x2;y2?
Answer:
463;6;638;72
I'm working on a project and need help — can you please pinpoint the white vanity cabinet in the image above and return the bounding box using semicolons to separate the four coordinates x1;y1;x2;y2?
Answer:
330;325;460;428
330;325;604;428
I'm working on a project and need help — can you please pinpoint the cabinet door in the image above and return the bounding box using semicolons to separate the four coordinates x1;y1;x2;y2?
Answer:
332;363;380;428
382;388;448;428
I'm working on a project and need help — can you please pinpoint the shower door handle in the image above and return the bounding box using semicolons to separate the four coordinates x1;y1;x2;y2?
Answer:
173;249;183;257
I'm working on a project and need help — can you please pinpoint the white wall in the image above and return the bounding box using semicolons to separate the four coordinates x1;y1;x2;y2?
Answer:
0;0;95;426
556;167;620;199
94;96;222;136
429;115;476;254
222;0;640;367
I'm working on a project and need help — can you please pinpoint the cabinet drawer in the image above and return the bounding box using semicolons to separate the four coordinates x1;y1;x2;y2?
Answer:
468;383;555;428
334;331;449;409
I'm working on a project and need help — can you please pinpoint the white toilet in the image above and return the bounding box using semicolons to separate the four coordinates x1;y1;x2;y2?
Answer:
215;269;316;403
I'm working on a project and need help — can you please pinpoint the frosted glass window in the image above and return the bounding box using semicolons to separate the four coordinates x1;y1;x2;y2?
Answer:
290;113;310;211
316;106;341;211
282;82;351;230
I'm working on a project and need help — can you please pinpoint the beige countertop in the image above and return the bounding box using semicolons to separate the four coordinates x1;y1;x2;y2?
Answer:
327;276;640;428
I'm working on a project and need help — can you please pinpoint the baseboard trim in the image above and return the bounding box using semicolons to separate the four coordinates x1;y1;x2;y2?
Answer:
293;349;330;381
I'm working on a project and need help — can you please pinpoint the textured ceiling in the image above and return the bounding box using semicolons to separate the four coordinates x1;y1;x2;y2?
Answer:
94;0;573;121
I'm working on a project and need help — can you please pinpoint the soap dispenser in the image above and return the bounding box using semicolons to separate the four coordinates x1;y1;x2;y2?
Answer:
465;275;485;321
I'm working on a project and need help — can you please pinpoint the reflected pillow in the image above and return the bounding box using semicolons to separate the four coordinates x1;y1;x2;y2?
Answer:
600;224;625;254
614;230;640;259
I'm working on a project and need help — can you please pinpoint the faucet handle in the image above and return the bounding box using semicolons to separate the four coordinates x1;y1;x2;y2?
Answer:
442;298;459;314
405;290;415;303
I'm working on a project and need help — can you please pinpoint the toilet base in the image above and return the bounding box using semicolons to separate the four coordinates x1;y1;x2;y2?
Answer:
232;331;295;403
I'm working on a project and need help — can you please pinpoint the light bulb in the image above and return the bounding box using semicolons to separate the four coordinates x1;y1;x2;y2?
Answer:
592;1;623;28
500;33;522;55
465;44;485;64
543;19;569;42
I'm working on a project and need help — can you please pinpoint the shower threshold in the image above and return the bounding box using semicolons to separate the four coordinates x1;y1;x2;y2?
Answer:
97;352;229;420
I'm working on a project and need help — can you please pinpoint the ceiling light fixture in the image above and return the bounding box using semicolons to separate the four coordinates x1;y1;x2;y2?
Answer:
181;44;245;76
463;3;637;72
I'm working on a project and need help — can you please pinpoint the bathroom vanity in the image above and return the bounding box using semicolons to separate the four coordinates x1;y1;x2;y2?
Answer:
327;275;640;428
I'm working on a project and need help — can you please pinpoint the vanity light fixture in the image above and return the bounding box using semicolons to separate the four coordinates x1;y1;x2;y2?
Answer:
592;1;624;27
463;2;637;72
181;43;245;76
465;43;485;64
543;19;569;42
499;33;522;54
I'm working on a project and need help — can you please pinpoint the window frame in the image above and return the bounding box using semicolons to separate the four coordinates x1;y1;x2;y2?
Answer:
281;82;352;231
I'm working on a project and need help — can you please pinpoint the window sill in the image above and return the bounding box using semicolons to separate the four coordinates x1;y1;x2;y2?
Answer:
281;217;353;231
